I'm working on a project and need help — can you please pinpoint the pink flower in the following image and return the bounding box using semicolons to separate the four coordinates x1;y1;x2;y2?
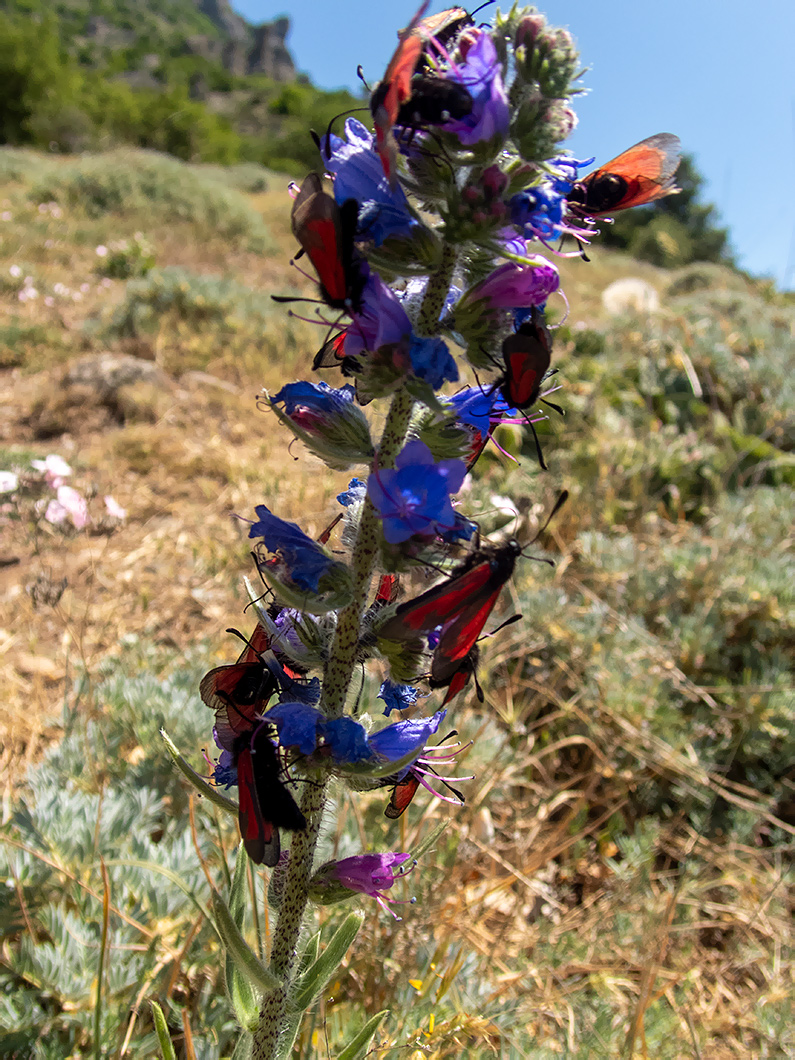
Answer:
104;496;127;520
32;454;72;489
45;486;89;529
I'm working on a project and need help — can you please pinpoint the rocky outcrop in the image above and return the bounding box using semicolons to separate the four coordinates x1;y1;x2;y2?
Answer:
192;0;296;80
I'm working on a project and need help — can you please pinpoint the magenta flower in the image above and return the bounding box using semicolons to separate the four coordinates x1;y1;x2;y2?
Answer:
464;256;559;311
310;852;415;918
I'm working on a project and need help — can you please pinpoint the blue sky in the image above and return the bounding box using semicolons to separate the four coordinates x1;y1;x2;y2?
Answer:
233;1;795;288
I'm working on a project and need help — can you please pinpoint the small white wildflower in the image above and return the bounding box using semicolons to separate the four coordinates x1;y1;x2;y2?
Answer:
0;471;19;493
95;245;108;257
9;264;21;278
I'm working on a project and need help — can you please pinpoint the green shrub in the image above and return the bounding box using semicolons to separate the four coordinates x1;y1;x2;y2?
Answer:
31;149;273;250
103;265;272;337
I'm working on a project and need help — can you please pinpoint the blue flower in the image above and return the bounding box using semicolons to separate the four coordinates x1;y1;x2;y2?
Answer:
264;701;325;755
443;31;509;146
337;478;367;507
367;711;447;776
367;440;467;544
321;716;372;762
510;158;596;242
249;505;335;593
510;183;566;241
272;380;356;418
409;334;459;389
378;680;422;716
213;747;238;788
447;387;516;434
322;118;420;246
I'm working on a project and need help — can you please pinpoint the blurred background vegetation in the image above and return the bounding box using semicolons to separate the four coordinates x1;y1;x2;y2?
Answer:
0;2;792;1058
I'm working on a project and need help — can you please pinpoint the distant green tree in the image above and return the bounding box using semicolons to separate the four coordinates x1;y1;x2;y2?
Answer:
599;154;733;267
0;15;84;147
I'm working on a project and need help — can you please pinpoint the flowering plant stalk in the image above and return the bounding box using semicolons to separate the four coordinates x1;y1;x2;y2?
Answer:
161;6;677;1057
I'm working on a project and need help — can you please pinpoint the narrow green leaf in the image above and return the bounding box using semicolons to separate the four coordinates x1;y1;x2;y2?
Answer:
150;1001;177;1060
160;727;238;816
225;844;259;1029
297;930;321;978
212;890;281;995
273;1008;304;1060
336;1010;390;1060
229;842;248;927
291;912;363;1011
230;1033;253;1060
409;820;447;863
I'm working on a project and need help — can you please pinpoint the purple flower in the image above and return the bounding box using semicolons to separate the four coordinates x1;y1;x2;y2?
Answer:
321;118;419;246
249;505;335;593
409;335;459;389
345;273;411;359
463;255;559;312
368;440;467;544
443;31;509;146
313;852;414;918
378;680;421;716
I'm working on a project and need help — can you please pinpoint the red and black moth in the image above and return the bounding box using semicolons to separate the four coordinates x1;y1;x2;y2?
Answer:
289;173;366;313
566;133;682;219
498;305;553;412
378;494;567;703
200;624;306;865
370;1;474;181
232;727;306;867
378;539;522;698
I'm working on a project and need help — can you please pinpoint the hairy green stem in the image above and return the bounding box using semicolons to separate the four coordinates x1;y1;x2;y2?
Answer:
416;242;457;337
250;244;458;1059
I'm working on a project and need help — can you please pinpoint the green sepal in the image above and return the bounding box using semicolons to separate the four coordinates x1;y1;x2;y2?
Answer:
224;845;260;1030
150;1001;177;1060
291;911;363;1011
266;390;374;472
245;577;328;670
212;890;281;996
255;554;354;615
160;728;238;818
336;1010;390;1060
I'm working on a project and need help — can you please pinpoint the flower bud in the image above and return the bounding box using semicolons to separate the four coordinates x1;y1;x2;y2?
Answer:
266;382;374;471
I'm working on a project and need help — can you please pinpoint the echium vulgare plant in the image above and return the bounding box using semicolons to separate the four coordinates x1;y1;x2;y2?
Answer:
163;4;679;1057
